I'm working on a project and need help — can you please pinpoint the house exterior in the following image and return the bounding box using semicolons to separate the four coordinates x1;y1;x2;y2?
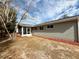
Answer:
16;23;32;37
16;16;79;42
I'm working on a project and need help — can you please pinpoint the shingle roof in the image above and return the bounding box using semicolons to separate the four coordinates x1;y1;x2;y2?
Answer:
34;16;78;27
18;16;79;27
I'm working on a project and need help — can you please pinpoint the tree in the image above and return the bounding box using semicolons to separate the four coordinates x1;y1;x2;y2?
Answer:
0;1;16;41
6;8;16;33
0;0;36;41
63;14;69;18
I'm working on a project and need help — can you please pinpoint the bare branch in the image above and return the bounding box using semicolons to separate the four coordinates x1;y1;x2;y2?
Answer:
18;0;34;24
0;16;12;39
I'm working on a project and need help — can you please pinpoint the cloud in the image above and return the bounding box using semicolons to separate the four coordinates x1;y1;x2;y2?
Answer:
29;0;78;20
12;0;79;24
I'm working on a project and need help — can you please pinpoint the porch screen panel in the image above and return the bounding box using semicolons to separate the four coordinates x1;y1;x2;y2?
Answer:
23;27;26;34
27;28;30;34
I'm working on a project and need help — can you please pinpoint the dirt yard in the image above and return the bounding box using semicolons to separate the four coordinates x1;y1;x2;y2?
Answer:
0;36;79;59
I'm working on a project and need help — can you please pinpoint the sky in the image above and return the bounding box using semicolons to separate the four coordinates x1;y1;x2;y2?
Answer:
11;0;79;25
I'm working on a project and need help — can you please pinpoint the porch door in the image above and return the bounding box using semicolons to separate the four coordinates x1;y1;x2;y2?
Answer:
27;28;30;34
23;27;26;34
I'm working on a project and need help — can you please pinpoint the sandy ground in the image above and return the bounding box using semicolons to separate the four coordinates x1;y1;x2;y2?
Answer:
0;36;79;59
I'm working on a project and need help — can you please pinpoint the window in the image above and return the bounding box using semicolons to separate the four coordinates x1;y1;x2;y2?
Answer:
40;26;43;30
50;25;53;28
47;25;53;28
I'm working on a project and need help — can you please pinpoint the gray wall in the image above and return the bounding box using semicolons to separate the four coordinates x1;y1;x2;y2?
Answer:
32;21;77;41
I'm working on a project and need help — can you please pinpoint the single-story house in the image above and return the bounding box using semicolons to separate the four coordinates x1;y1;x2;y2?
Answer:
16;23;32;37
16;16;79;42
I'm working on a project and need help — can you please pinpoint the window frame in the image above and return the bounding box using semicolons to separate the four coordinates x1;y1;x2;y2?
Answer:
47;24;53;28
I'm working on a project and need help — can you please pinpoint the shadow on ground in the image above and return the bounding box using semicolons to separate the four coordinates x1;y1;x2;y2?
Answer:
0;40;14;53
0;32;9;42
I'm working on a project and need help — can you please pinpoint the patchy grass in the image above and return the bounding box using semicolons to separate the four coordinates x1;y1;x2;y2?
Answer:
0;36;79;59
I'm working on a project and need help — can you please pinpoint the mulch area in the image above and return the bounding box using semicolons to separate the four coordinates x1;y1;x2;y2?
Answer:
48;38;79;46
34;35;79;46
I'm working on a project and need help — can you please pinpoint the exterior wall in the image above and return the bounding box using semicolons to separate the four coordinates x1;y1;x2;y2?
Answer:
32;21;77;41
18;26;32;37
22;27;32;37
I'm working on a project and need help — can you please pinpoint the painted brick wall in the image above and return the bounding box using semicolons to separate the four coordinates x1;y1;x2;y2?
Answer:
32;21;77;41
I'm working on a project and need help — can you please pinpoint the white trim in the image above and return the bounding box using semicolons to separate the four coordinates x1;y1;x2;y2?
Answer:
21;27;32;37
21;27;23;36
16;25;18;33
30;28;31;34
16;28;18;33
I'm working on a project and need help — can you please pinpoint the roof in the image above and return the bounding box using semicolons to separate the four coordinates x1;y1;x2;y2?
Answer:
34;16;78;27
18;16;79;27
18;23;33;27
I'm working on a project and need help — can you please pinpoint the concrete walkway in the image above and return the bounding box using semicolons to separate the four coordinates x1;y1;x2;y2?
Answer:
0;36;79;59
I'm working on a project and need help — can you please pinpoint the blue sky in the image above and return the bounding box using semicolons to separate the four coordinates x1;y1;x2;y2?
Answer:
11;0;79;25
